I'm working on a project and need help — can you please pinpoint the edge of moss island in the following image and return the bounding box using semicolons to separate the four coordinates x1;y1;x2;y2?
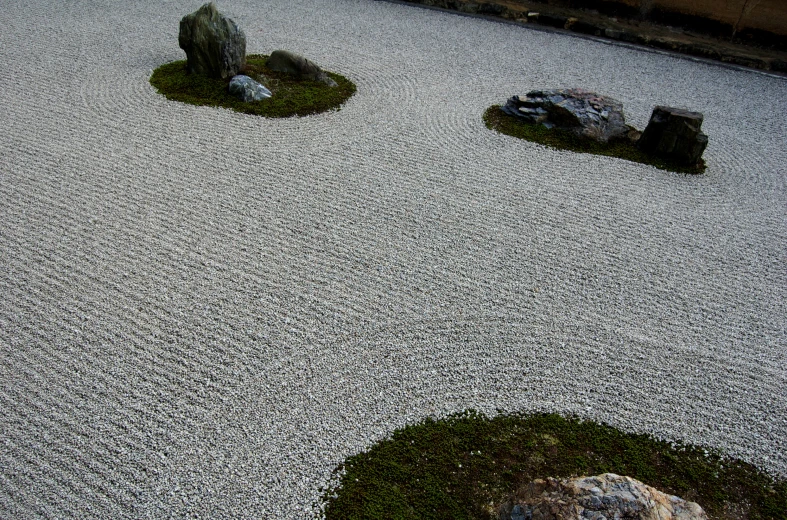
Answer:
322;411;786;520
149;54;356;118
484;106;706;175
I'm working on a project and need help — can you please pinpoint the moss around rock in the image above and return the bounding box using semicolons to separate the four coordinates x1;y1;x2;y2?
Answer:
484;105;706;174
322;412;786;520
149;54;356;118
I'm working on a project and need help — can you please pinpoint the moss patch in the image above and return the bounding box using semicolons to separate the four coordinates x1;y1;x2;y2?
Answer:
322;411;786;520
149;54;356;118
484;106;706;174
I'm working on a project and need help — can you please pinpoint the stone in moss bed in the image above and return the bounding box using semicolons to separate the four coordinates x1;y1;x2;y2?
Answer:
149;54;356;118
484;105;706;175
322;411;786;520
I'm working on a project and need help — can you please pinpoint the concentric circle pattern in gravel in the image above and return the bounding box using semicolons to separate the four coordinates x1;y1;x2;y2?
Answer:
1;0;785;518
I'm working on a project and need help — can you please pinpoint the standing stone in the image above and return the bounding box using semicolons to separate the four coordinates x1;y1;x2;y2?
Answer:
499;474;707;520
179;2;246;79
266;50;338;87
638;106;708;166
228;75;271;102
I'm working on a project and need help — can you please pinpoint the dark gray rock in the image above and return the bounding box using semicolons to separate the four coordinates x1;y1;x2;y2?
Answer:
266;50;338;87
228;75;272;102
179;2;246;79
502;88;635;143
638;106;708;166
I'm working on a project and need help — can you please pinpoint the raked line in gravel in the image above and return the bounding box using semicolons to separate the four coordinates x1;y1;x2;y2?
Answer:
0;0;785;518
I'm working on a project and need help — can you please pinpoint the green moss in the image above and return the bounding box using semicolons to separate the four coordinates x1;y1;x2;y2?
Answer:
323;411;786;520
149;54;356;118
483;106;706;174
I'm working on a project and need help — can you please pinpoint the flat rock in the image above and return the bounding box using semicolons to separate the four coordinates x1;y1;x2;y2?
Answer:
179;2;246;79
266;50;338;87
228;75;272;102
502;88;634;143
499;473;708;520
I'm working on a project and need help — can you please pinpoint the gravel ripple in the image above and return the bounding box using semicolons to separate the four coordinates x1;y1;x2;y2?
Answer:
1;0;785;518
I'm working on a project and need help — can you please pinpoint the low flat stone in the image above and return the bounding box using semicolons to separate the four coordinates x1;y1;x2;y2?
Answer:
228;75;272;102
501;88;634;143
499;473;707;520
265;50;338;87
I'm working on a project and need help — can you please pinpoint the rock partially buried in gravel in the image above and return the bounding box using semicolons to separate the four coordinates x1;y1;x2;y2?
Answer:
229;74;272;102
502;88;637;143
499;473;708;520
638;106;708;166
266;49;338;87
179;2;246;79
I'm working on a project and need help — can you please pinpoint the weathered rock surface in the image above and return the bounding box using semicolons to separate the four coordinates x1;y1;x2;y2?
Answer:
266;50;338;87
638;106;708;166
502;88;636;143
499;473;708;520
179;2;246;79
228;75;272;102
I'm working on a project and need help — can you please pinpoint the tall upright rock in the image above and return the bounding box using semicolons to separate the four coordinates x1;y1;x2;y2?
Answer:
178;2;246;79
638;106;708;166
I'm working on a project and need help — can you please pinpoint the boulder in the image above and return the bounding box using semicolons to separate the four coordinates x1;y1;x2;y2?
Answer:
228;75;272;102
265;50;338;87
638;106;708;166
499;473;707;520
179;2;246;79
501;88;635;143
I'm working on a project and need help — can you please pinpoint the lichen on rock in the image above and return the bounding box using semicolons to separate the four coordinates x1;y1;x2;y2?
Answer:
499;473;708;520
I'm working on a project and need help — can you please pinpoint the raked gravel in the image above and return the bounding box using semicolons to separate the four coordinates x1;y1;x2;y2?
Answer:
1;0;786;518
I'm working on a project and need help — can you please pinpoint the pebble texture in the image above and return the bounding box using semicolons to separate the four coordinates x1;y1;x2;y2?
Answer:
0;0;785;518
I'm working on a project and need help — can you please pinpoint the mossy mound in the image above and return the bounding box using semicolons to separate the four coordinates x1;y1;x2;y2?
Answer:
484;106;706;174
323;411;785;519
149;54;356;118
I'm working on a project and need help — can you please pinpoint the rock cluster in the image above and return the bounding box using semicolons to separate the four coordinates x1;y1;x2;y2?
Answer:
501;88;637;143
638;106;708;166
228;75;271;102
499;473;708;520
266;50;338;87
179;2;246;79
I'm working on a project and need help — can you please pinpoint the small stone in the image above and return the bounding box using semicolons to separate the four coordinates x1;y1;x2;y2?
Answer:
228;75;272;102
178;2;246;79
510;504;527;520
638;106;708;166
266;50;338;87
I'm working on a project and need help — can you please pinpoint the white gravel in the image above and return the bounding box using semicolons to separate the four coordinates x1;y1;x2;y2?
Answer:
1;0;785;518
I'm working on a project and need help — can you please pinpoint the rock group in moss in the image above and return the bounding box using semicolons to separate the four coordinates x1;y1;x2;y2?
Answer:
149;54;356;118
323;412;785;519
484;106;706;174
